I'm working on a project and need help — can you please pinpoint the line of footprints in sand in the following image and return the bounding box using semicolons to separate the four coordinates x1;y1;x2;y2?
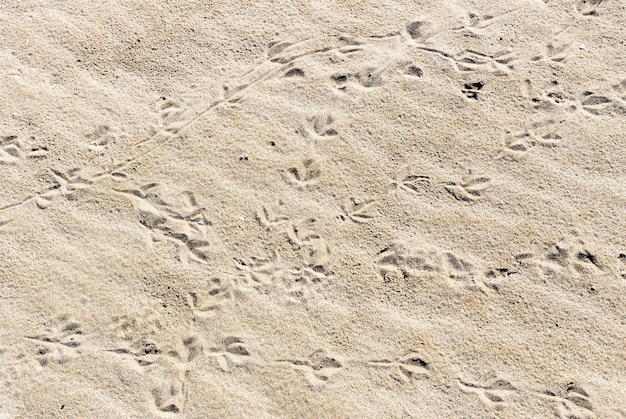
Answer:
185;232;605;321
18;315;604;417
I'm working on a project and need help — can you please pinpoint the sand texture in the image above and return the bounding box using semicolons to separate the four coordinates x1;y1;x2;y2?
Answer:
1;0;626;417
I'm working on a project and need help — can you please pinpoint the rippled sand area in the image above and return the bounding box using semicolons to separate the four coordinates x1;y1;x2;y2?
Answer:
1;1;625;417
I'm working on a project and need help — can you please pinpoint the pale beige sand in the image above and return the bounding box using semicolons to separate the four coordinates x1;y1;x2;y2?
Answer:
1;0;625;417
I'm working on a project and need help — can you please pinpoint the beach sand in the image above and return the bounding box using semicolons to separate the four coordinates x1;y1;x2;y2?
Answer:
1;0;625;417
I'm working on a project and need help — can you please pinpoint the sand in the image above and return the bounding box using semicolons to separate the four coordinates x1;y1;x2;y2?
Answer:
1;0;625;417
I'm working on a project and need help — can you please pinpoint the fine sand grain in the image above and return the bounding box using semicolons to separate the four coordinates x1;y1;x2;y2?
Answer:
1;1;625;417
